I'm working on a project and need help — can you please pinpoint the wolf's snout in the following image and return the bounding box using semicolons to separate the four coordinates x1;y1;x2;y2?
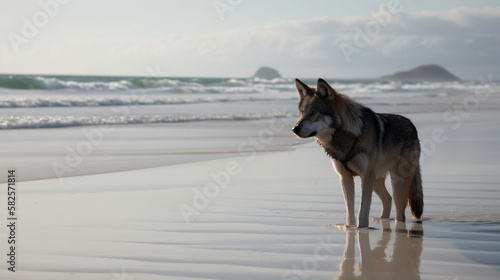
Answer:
292;126;301;135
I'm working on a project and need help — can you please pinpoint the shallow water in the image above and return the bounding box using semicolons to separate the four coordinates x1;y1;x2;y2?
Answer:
1;137;500;279
329;219;500;280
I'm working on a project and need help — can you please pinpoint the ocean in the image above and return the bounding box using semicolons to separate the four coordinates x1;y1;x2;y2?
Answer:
0;74;497;129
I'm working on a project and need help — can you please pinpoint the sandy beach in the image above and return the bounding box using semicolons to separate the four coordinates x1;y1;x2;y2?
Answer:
1;98;500;279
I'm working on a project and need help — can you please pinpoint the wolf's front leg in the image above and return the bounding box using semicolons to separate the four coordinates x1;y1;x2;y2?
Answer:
358;174;374;228
340;175;356;226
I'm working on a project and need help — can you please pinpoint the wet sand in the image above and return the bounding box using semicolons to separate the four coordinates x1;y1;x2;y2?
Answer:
1;106;500;279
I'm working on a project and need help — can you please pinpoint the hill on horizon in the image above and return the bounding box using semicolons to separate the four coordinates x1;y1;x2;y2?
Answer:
252;67;282;79
380;65;461;82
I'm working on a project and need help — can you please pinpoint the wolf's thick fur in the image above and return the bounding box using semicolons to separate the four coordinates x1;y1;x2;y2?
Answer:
293;78;423;228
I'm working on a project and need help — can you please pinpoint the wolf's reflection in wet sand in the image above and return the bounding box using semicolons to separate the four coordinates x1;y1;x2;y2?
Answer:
335;219;423;280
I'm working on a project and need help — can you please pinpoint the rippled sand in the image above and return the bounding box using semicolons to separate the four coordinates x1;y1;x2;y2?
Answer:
1;106;500;279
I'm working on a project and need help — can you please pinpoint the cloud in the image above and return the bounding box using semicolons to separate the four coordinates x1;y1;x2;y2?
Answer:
3;6;500;79
179;6;500;78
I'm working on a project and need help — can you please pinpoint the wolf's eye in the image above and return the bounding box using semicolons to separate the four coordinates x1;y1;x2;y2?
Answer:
312;109;319;115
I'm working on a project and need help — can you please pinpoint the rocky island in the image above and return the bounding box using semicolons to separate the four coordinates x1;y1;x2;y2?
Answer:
252;66;282;79
381;65;461;82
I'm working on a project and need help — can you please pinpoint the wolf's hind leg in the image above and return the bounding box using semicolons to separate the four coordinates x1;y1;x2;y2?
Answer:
373;176;391;219
390;170;412;222
358;174;375;228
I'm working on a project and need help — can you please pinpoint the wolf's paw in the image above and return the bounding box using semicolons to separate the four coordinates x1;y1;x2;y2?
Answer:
372;217;393;221
357;225;377;231
325;224;357;231
326;224;377;231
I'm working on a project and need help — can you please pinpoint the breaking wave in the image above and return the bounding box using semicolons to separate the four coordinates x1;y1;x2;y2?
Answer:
0;75;294;92
0;95;295;108
0;75;494;95
1;74;498;130
0;76;136;91
0;112;298;129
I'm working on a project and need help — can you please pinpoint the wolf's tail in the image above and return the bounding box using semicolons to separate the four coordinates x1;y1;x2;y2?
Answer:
409;165;423;219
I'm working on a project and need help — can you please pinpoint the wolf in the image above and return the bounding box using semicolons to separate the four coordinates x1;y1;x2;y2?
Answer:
292;78;423;228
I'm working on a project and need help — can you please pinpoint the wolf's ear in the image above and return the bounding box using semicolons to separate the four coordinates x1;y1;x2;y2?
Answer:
295;78;310;99
316;78;338;100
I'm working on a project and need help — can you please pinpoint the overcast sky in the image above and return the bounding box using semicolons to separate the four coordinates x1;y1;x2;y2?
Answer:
1;0;499;80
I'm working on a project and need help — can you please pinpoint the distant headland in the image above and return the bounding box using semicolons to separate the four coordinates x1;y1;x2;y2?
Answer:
252;66;282;79
380;65;461;82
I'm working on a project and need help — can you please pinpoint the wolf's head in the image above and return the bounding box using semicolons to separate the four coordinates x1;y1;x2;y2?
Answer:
293;78;363;139
292;78;342;138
